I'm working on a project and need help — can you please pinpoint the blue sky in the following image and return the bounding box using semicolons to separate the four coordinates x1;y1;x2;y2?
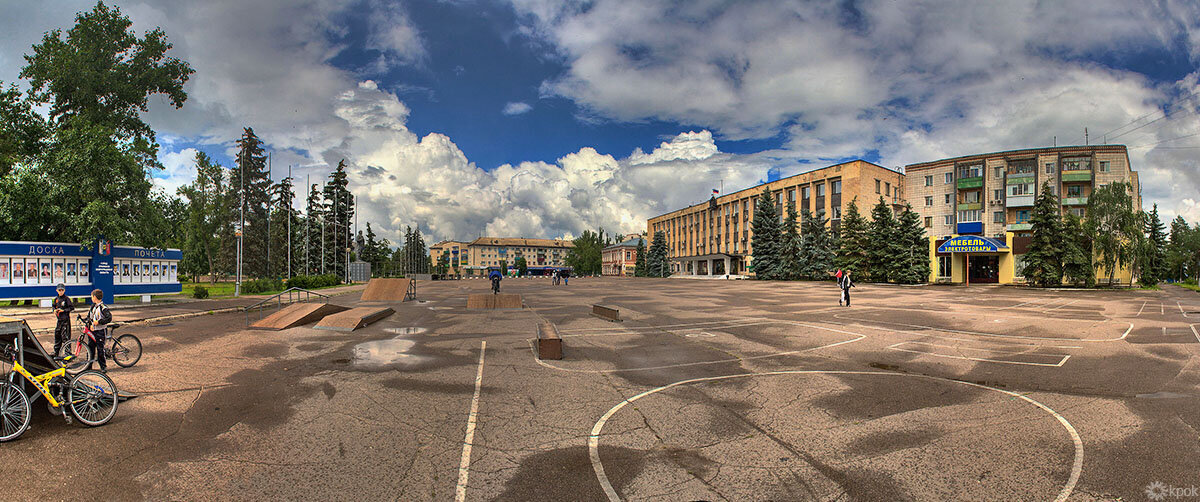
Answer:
2;0;1199;244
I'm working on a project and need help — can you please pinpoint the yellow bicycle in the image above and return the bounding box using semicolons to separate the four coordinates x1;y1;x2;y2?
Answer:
1;344;118;442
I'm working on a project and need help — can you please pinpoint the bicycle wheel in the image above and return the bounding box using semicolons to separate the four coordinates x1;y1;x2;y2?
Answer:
67;371;118;427
0;382;31;442
63;340;91;376
111;334;142;368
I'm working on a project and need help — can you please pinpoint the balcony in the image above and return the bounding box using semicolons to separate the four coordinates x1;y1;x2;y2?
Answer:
1061;171;1092;182
1062;196;1088;205
956;202;982;211
1006;173;1035;185
1007;223;1032;231
1006;194;1034;207
957;176;983;189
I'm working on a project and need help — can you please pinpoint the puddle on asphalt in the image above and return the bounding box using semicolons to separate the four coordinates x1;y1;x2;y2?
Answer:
1135;392;1192;399
385;327;429;335
352;337;432;368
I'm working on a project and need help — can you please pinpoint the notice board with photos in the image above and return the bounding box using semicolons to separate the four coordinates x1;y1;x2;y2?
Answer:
0;239;181;302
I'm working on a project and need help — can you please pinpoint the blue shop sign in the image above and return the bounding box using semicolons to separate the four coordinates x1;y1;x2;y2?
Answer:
938;236;1008;254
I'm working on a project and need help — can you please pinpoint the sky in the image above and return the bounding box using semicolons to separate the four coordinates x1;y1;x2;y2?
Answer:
2;0;1200;246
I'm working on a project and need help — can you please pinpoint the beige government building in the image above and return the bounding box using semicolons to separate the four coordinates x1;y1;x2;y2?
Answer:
647;145;1142;284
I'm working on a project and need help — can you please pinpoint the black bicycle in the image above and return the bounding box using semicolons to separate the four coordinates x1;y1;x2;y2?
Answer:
61;315;143;373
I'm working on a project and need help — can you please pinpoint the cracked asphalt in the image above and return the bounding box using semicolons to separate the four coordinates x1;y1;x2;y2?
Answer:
2;277;1198;501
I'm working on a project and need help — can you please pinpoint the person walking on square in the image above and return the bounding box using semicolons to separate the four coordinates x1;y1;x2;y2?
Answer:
52;283;75;357
835;269;844;306
841;270;855;307
85;289;112;372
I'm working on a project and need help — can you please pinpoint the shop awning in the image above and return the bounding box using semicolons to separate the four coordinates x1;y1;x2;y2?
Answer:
938;235;1009;254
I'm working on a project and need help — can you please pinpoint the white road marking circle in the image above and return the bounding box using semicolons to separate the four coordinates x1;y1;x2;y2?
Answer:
588;370;1082;502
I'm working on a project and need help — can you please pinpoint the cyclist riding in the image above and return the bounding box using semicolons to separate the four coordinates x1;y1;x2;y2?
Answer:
489;269;501;295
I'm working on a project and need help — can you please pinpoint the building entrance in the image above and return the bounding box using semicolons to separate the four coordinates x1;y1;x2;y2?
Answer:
968;255;999;284
712;259;726;275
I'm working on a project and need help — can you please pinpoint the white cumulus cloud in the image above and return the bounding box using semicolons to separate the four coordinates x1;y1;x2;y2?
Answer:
502;102;533;115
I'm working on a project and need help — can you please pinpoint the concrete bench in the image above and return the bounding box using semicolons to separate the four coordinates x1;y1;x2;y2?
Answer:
591;304;621;322
535;322;562;360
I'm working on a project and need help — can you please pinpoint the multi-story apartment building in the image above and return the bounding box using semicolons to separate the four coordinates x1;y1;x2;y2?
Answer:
601;237;643;276
457;237;573;276
429;240;470;274
905;145;1140;239
646;160;904;276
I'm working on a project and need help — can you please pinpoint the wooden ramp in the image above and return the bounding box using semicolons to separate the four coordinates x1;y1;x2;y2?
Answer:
361;278;412;301
250;303;349;330
314;307;395;332
467;294;523;309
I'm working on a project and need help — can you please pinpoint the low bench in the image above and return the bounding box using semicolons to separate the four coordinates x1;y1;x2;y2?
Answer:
591;304;621;322
535;322;562;360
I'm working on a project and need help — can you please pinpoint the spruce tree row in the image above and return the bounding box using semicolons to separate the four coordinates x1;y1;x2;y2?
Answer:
749;187;929;283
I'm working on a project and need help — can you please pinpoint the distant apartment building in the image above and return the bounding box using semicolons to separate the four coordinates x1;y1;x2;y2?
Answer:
646;160;904;276
602;237;643;276
905;145;1141;284
433;237;573;276
429;240;470;274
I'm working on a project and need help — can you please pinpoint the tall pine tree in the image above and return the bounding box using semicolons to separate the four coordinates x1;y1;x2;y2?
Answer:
750;187;782;280
322;160;354;278
780;205;802;280
633;237;647;277
1061;212;1095;287
1168;216;1192;281
1021;182;1064;287
227;127;271;278
799;209;836;280
304;183;325;275
893;204;930;284
269;174;302;278
867;197;898;282
1140;204;1168;287
836;198;869;276
647;230;669;277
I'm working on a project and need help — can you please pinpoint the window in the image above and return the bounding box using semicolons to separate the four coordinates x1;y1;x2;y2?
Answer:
1008;159;1036;174
945;172;953;184
1062;158;1091;171
938;256;951;278
801;186;810;199
957;164;982;178
957;209;982;222
1070;207;1086;217
831;180;841;194
787;189;796;206
945;193;952;204
1045;162;1054;174
816;183;826;197
1009;183;1033;196
831;206;842;219
924;216;932;228
993;211;1005;223
995;166;1003;178
925;196;933;206
944;215;953;225
1015;210;1030;223
963;191;980;203
885;182;891;196
1099;161;1110;172
993;189;1003;200
1067;185;1082;197
925;175;933;186
875;179;881;194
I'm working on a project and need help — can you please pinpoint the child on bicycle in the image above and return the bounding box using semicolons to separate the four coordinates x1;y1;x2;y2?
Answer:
86;289;112;373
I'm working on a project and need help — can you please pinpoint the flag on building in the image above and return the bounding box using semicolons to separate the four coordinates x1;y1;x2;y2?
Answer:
712;188;719;194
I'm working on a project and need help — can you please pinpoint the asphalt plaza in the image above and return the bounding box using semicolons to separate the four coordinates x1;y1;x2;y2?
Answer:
2;277;1199;500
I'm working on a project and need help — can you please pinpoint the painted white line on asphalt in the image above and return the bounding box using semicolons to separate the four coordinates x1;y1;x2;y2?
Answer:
1180;301;1190;318
835;314;1133;343
1192;324;1199;344
588;370;1082;502
888;340;1069;356
1136;300;1148;317
561;320;775;338
1043;299;1079;312
455;340;487;502
562;318;767;334
886;342;1071;367
533;321;866;374
1161;302;1165;315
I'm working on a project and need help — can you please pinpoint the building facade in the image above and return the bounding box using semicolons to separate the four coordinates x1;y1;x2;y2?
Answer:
602;237;643;276
462;237;573;276
907;145;1141;284
647;160;903;276
429;240;471;274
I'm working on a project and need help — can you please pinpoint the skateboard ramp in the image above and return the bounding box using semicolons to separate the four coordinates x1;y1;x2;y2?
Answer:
467;294;523;309
361;278;413;301
251;303;349;330
314;307;395;332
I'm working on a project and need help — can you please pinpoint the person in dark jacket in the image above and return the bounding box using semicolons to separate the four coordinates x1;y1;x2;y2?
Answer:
86;289;112;372
52;283;75;357
840;270;855;307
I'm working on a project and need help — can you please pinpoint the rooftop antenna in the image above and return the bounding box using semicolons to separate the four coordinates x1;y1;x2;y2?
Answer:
1085;127;1089;146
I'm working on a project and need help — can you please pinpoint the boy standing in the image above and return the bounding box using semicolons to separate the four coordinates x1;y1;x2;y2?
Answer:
52;283;74;357
86;289;112;372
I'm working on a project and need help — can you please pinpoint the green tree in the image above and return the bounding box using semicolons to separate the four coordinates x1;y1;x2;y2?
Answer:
178;151;225;282
836;197;869;276
303;183;325;275
780;205;802;280
750;187;782;279
893;204;930;284
1022;182;1064;287
0;83;47;177
20;1;193;167
1086;182;1141;286
1061;212;1095;287
515;256;528;277
566;228;608;275
867;197;898;282
799;209;837;280
322;160;354;278
269;174;303;278
224;127;272;278
1167;216;1194;281
1139;205;1169;287
633;237;647;277
647;230;670;277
